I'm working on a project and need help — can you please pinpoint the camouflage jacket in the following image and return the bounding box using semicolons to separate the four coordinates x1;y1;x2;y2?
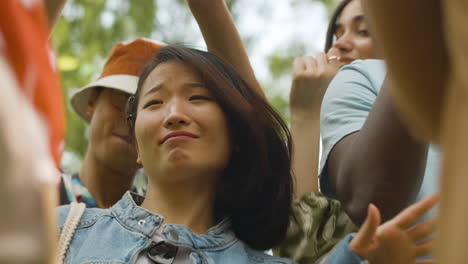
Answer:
274;192;357;264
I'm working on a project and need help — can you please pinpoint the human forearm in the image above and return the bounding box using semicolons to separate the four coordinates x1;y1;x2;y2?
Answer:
329;80;428;224
290;112;320;198
289;54;341;198
188;0;262;96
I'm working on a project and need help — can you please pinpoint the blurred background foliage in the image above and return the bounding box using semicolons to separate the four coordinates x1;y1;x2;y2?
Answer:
52;0;337;171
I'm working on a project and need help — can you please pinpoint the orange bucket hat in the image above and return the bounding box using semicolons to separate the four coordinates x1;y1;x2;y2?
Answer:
70;38;165;122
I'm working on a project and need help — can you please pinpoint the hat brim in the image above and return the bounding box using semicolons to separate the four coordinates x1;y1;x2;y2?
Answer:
70;74;139;123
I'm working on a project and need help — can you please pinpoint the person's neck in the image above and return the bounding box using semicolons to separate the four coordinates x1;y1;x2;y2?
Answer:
141;173;216;235
79;152;136;208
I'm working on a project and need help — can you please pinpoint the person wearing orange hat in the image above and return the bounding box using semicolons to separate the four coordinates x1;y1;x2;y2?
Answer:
60;0;261;208
60;39;165;208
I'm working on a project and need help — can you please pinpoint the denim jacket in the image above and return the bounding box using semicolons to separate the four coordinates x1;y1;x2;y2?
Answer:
57;192;297;264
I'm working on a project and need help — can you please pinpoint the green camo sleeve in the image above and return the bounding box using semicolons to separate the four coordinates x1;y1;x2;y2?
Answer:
274;192;357;264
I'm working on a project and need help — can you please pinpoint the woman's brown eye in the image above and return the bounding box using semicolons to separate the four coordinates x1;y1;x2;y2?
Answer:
358;29;369;37
143;100;163;108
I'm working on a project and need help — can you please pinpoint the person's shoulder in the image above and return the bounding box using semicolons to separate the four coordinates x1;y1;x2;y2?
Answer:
326;59;386;98
343;59;386;73
341;59;386;88
57;204;110;231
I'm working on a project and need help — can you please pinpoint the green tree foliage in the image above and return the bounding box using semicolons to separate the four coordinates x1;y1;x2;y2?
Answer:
53;0;159;158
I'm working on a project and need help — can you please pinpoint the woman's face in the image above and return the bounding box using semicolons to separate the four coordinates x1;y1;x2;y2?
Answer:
134;61;232;182
329;0;377;62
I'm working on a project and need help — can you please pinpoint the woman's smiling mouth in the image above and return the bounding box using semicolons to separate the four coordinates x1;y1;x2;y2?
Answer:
160;131;199;144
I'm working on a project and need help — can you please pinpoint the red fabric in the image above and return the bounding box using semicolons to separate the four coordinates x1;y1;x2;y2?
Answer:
0;0;65;166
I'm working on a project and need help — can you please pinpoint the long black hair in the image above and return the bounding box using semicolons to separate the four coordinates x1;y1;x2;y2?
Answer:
127;46;293;251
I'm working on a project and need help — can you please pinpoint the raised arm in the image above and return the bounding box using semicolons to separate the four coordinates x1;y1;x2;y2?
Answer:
44;0;67;32
289;52;342;198
327;79;428;225
187;0;263;96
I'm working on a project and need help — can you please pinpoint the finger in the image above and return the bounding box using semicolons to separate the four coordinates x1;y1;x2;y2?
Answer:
350;204;381;250
293;57;306;74
327;56;342;67
407;217;438;242
325;48;345;70
316;52;328;67
414;239;435;258
303;56;317;74
316;52;333;78
393;194;439;228
326;47;340;58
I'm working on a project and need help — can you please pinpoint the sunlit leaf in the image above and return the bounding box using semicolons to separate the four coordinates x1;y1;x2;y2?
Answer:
58;55;80;72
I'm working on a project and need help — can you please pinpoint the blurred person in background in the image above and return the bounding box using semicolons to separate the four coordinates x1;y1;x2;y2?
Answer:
0;0;66;263
60;38;164;207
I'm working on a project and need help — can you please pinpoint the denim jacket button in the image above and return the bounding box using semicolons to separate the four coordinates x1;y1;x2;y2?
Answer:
138;219;146;225
168;230;179;241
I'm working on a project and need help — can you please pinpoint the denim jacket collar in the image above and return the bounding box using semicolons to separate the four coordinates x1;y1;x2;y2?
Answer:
111;191;237;250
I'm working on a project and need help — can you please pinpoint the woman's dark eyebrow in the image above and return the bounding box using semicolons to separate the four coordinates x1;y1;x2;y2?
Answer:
143;82;207;98
143;84;163;97
335;14;365;30
353;15;365;23
186;82;206;88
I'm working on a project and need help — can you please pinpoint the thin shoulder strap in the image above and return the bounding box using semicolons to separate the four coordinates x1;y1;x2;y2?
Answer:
57;202;86;264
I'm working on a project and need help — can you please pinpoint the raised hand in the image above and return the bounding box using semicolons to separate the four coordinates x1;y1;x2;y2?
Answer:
289;51;344;117
289;51;345;197
350;194;439;264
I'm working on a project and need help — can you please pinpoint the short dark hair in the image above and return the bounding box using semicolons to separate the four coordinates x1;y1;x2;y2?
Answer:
127;46;293;251
324;0;353;52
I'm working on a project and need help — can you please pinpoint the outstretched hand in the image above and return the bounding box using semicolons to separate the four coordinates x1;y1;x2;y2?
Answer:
350;194;439;264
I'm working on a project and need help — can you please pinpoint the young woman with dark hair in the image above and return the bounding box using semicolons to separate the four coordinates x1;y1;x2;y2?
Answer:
323;0;353;52
127;46;294;252
58;45;295;264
